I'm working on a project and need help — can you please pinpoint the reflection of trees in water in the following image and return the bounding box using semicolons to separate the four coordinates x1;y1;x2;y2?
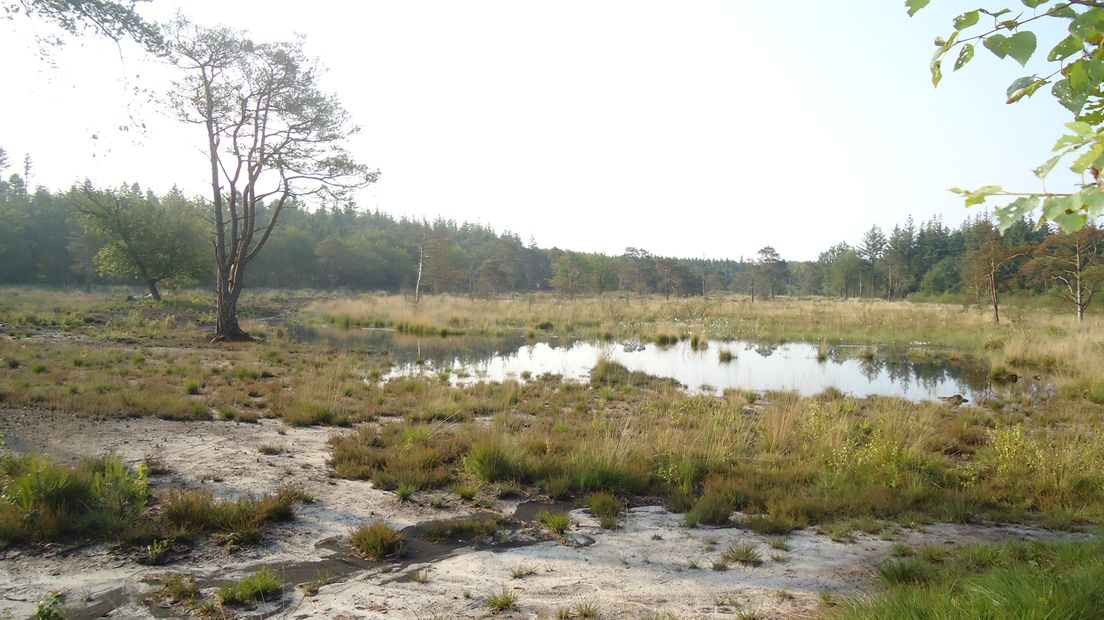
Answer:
830;343;993;396
857;356;885;381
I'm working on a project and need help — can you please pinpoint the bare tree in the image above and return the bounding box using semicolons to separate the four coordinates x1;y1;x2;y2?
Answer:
1023;226;1104;322
167;21;378;341
963;222;1028;324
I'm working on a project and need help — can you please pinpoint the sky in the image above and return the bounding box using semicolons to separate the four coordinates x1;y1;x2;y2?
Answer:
0;1;1077;261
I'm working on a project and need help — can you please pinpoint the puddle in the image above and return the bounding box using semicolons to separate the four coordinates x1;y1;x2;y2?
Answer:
513;501;576;522
292;325;1033;403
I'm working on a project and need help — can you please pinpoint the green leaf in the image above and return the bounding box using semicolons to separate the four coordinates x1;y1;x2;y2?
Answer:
1083;189;1104;218
954;10;980;30
1006;31;1037;66
962;185;1004;207
1052;5;1077;19
1053;80;1089;114
1043;194;1083;223
932;31;959;62
1071;143;1104;174
1034;154;1063;180
954;44;975;71
931;60;943;87
906;0;930;17
1067;60;1090;93
1020;0;1048;7
1070;8;1104;40
1006;75;1046;103
1067;121;1094;137
1048;35;1083;62
1054;211;1088;233
996;196;1039;232
984;34;1009;59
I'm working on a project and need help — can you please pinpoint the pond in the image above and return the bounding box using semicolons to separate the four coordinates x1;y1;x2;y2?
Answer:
289;324;1015;404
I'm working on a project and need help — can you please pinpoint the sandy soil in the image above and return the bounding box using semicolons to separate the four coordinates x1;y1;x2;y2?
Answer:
0;409;1077;619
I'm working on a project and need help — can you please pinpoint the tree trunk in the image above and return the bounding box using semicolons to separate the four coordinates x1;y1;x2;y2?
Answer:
414;226;427;304
213;268;250;342
146;279;162;301
989;270;1000;324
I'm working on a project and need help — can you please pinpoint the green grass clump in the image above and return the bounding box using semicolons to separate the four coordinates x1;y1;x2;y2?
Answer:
587;492;623;521
465;440;533;483
420;516;501;543
685;491;734;527
487;587;519;612
159;486;300;543
724;542;763;567
351;521;405;560
218;569;282;605
284;399;350;427
536;511;572;535
0;452;148;546
836;538;1104;619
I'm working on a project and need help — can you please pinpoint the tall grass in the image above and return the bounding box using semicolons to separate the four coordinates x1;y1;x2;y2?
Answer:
0;453;148;545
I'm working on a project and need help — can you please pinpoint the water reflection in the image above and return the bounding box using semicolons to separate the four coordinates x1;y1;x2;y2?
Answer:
290;324;1010;403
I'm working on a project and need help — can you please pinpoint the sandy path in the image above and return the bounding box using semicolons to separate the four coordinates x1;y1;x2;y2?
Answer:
0;409;1077;619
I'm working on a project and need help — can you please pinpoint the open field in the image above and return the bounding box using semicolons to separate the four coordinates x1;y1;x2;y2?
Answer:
1;287;1103;618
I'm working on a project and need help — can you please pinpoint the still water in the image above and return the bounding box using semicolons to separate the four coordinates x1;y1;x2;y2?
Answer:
289;325;1000;403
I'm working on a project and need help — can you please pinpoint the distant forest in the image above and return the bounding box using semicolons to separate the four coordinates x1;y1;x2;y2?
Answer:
2;158;1100;308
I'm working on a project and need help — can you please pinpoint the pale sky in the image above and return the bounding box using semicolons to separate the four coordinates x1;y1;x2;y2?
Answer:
0;1;1075;261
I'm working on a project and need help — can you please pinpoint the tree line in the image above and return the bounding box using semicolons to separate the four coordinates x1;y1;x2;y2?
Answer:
2;150;1102;321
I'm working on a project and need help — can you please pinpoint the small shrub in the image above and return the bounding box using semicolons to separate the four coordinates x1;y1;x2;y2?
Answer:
184;380;201;395
351;521;405;560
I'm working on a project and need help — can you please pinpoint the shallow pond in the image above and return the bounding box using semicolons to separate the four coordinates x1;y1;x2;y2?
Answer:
290;324;1012;403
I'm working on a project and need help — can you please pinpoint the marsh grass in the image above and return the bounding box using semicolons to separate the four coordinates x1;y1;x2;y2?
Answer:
350;521;405;560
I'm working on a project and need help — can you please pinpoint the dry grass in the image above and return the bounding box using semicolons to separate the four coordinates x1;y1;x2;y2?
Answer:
306;294;1019;347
